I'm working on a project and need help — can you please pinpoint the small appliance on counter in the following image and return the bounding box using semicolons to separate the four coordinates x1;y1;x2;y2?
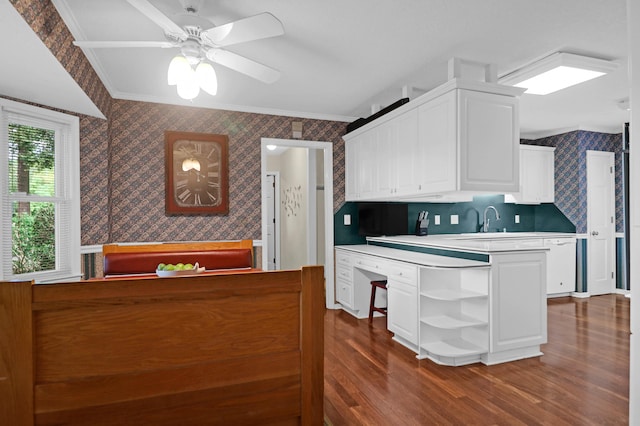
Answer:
415;211;429;236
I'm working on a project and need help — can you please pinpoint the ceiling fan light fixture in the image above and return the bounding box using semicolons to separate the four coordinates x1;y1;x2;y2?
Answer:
176;70;200;100
196;62;218;95
499;52;618;95
168;54;191;85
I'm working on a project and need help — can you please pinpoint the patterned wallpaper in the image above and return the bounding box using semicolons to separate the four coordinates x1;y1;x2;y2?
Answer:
107;100;346;243
523;130;623;233
9;0;348;245
79;116;111;244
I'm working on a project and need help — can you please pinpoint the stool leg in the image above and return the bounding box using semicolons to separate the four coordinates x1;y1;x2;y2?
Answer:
368;284;377;324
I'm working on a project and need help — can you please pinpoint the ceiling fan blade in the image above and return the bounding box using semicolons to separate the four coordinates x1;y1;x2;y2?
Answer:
74;41;176;48
126;0;187;41
201;12;284;47
206;49;280;84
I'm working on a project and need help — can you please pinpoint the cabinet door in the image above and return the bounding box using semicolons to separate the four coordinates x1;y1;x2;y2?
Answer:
387;280;418;345
417;91;457;194
336;278;354;309
490;252;547;352
519;147;538;202
459;90;519;193
394;108;420;196
375;120;397;197
509;146;555;204
355;131;377;199
344;138;358;201
533;147;555;202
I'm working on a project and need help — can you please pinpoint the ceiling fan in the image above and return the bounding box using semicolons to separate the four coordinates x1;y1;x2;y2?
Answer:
73;0;285;99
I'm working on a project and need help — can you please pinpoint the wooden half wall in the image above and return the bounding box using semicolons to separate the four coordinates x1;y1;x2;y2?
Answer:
0;266;324;425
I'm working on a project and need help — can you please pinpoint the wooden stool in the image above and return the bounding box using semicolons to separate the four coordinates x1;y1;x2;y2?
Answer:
368;280;388;323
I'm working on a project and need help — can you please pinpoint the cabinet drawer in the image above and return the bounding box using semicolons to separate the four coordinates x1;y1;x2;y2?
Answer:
335;250;353;267
352;254;381;272
384;260;417;286
543;238;576;246
336;279;354;309
336;265;353;281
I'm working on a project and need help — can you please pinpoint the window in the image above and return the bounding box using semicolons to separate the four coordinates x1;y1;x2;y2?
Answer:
1;98;81;283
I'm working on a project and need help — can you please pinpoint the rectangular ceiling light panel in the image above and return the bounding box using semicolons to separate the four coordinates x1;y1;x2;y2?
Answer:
499;52;618;95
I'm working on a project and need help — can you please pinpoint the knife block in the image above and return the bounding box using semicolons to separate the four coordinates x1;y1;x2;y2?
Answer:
415;220;428;236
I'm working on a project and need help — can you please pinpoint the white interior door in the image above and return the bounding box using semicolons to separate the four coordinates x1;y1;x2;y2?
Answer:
587;150;616;295
266;173;279;270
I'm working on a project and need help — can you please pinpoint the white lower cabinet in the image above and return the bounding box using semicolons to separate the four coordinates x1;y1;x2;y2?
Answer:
335;245;547;366
335;251;355;309
387;281;418;344
336;267;354;309
488;252;547;362
418;266;490;366
386;259;419;347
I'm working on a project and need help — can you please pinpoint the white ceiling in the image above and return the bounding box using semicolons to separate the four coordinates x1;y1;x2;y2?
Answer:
1;0;631;138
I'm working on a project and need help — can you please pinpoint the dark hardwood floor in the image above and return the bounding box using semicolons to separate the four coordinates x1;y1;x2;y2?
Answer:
324;294;630;425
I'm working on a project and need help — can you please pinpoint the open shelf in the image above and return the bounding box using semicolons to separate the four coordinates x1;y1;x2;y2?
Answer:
420;288;486;301
420;338;486;358
421;314;487;329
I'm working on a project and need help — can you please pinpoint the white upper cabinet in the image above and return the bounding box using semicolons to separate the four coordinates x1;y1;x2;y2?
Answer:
345;128;377;201
343;79;524;202
416;91;457;194
506;145;555;204
457;90;519;193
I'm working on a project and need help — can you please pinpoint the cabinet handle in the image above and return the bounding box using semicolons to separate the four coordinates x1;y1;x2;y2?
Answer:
591;231;599;236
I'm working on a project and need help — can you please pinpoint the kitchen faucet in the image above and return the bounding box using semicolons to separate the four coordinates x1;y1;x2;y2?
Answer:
482;206;500;232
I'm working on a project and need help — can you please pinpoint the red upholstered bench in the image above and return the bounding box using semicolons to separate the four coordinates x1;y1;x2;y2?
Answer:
103;249;253;276
102;240;254;277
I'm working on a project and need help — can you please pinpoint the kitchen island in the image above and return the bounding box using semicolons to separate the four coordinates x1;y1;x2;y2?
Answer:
336;233;556;366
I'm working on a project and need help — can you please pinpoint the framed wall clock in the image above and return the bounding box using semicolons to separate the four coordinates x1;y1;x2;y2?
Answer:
165;131;229;215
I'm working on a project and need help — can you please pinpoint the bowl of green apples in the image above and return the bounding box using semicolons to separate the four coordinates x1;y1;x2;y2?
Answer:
155;262;205;277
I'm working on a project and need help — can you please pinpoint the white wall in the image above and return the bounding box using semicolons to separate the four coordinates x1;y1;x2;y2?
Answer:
628;0;639;422
316;150;325;266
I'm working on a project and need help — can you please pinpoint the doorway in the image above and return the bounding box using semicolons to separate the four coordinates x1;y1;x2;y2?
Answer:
586;150;616;295
261;138;337;309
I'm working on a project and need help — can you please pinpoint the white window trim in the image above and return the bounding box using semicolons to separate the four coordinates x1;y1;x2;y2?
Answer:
0;98;81;283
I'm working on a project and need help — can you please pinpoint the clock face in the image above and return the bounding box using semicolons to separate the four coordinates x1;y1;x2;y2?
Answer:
165;131;229;215
171;139;222;207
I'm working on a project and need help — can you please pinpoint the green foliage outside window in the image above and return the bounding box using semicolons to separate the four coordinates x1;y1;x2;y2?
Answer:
12;203;56;274
8;123;56;274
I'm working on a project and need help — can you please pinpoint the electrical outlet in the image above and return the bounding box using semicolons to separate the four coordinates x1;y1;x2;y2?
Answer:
450;214;459;225
344;214;351;225
434;215;440;225
515;214;520;224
